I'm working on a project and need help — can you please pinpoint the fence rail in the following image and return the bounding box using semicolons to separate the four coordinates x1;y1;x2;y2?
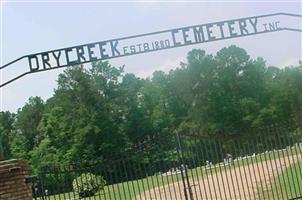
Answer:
33;121;302;200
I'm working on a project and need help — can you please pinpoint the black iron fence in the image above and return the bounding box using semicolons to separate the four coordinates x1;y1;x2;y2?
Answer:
33;121;302;200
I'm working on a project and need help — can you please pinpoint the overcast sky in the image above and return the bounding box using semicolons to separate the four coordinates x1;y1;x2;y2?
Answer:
1;0;301;112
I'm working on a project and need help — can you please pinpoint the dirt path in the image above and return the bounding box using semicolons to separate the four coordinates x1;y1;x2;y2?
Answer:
134;153;301;200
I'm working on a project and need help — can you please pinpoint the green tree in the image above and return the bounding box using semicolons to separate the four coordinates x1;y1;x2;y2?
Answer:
0;111;15;160
15;97;44;150
37;62;127;167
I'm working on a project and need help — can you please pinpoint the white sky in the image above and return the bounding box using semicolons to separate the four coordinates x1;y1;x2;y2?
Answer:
0;0;301;112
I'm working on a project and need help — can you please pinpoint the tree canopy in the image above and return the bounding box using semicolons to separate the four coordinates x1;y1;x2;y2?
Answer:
1;46;301;171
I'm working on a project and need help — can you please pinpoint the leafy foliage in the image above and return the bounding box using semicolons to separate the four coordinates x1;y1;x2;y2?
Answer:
0;46;301;173
72;173;106;197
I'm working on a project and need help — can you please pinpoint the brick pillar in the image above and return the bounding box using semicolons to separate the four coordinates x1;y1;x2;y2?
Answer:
0;159;33;200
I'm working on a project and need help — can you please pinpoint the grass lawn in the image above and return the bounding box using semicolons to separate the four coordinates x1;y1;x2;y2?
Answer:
41;146;302;200
40;170;189;200
260;161;302;200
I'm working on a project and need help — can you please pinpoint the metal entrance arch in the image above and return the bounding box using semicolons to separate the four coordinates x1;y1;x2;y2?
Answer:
0;12;301;88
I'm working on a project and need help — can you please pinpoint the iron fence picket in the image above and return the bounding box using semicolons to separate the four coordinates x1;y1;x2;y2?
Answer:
289;127;302;196
192;135;209;199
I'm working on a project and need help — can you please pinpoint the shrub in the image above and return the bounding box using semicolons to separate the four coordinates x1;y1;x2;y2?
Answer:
72;173;106;198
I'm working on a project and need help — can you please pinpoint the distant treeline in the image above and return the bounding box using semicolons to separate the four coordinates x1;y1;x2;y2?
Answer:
0;45;302;172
